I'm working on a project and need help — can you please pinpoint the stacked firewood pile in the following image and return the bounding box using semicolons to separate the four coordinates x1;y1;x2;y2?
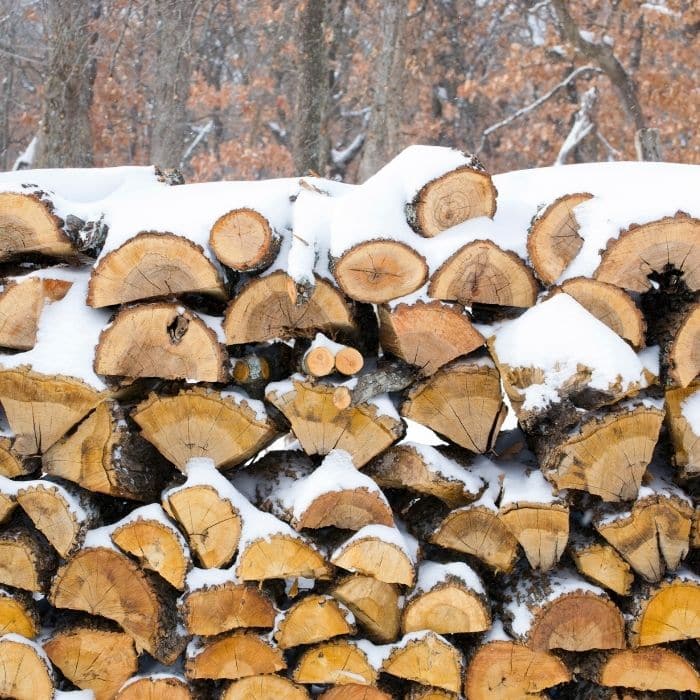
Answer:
0;147;698;699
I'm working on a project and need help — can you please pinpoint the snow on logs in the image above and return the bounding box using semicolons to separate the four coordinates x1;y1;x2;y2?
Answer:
0;153;699;696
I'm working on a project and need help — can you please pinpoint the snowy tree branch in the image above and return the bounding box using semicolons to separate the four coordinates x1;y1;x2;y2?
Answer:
554;86;599;165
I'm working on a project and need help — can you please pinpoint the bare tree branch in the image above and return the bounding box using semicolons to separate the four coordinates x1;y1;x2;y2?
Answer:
555;86;598;165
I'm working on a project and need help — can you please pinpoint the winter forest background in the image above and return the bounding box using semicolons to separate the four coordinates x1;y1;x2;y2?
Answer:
0;0;697;181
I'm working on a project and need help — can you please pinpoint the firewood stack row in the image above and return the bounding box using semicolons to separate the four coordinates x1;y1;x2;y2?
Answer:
0;148;698;699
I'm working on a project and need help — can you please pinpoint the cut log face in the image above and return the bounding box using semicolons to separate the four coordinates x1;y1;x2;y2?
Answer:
668;303;700;388
237;534;332;581
378;302;484;376
319;685;391;700
44;627;138;700
629;576;700;646
164;484;241;569
0;490;17;524
0;635;54;700
541;405;664;502
115;676;192;700
0;191;73;261
464;640;571;700
665;384;700;478
275;594;355;649
0;369;102;455
0;528;55;593
332;575;401;643
222;675;311;700
49;547;185;663
597;647;700;693
0;588;38;637
401;359;506;453
382;631;464;693
333;240;428;303
133;388;278;472
294;489;394;531
404;689;458;700
526;192;592;284
210;208;281;272
88;232;226;307
555;277;646;348
266;379;403;468
595;214;700;292
0;438;30;478
302;346;335;377
293;640;378;686
570;542;634;596
223;272;357;344
428;240;538;308
185;631;286;681
335;346;364;376
407;164;498;237
180;581;276;636
94;303;227;382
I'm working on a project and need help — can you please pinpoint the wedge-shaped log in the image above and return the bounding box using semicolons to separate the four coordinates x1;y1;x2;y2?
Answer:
319;685;390;700
223;675;310;700
0;369;102;455
378;302;484;376
0;587;38;638
266;379;403;468
403;689;457;700
665;383;700;478
527;192;592;284
94;303;227;382
381;631;464;693
185;631;285;681
293;640;378;686
44;626;137;700
464;639;571;700
49;546;185;663
0;634;54;700
555;277;645;348
44;400;173;501
224;272;357;344
628;572;700;646
668;302;700;388
0;526;56;593
0;191;73;261
332;574;401;643
569;539;634;596
275;594;355;649
429;240;538;308
116;676;191;700
88;232;226;307
0;438;31;478
401;359;506;453
595;213;700;292
503;569;626;652
401;561;490;635
0;489;15;524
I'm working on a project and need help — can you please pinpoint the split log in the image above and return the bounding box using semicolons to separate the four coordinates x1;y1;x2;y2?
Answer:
88;232;226;307
0;368;102;455
526;192;592;284
401;561;490;634
404;689;458;700
332;574;401;643
555;277;645;348
628;572;700;646
179;575;276;635
332;240;428;303
133;388;279;472
93;303;227;382
0;480;17;524
222;675;310;700
0;587;38;637
49;546;186;663
185;631;286;681
365;443;483;508
0;191;74;261
266;378;404;468
594;213;700;292
331;524;416;586
0;276;71;350
428;240;538;308
381;631;464;693
0;526;56;593
668;302;700;387
0;634;54;700
665;383;700;478
223;272;357;344
401;359;506;453
0;438;33;477
274;594;355;648
293;640;378;686
590;647;700;694
406;159;497;237
43;626;138;700
115;676;192;700
210;207;281;272
569;539;634;596
44;400;173;501
320;685;390;700
378;302;484;376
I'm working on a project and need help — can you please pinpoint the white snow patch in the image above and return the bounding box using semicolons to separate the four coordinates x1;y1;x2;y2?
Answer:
682;390;700;435
411;560;485;597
